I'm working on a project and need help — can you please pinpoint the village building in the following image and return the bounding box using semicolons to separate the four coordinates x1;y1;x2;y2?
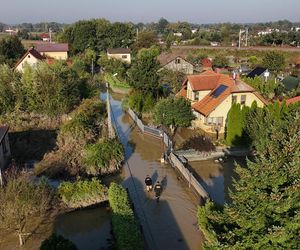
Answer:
157;53;195;75
200;58;213;71
15;47;46;72
177;71;267;134
35;43;69;60
40;33;50;42
0;126;10;170
107;48;131;64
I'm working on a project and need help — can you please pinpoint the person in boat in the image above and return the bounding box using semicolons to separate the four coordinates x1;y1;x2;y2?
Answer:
144;175;153;192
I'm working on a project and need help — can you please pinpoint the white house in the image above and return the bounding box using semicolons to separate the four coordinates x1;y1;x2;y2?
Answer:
107;48;131;64
15;48;45;72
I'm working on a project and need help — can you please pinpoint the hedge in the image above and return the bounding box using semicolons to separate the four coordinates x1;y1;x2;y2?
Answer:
108;183;144;250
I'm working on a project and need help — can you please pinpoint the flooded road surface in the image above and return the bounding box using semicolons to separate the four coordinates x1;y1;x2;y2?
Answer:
0;206;112;250
188;157;246;204
54;206;112;250
104;92;204;250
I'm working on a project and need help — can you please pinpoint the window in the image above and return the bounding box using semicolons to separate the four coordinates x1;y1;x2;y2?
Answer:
232;96;237;104
205;117;223;126
194;91;199;100
211;84;228;98
175;58;181;64
241;95;246;105
122;55;127;59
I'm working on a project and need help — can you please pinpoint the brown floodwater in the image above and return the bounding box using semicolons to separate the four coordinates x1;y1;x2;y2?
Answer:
105;91;204;250
188;157;247;204
0;205;112;250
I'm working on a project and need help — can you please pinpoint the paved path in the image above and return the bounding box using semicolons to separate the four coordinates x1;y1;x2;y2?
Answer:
106;92;204;250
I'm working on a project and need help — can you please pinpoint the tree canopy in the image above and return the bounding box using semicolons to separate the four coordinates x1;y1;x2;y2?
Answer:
198;104;300;249
262;51;285;72
154;96;195;133
0;35;25;65
128;47;160;94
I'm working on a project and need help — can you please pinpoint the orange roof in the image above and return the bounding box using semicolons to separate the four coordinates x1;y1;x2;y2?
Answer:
190;71;268;116
176;86;187;98
286;96;300;105
185;70;222;91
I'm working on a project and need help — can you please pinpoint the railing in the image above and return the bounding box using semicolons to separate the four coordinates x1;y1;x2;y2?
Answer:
127;108;209;200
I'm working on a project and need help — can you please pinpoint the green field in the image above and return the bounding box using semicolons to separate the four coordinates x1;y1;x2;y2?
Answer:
104;73;130;89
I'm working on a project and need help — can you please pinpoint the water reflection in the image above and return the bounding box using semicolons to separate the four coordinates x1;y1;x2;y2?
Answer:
54;206;111;250
188;157;246;205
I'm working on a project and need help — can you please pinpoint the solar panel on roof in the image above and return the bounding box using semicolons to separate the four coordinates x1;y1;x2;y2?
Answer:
211;84;228;98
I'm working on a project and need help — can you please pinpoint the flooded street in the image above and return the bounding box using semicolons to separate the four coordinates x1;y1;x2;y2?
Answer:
104;91;204;250
188;157;246;204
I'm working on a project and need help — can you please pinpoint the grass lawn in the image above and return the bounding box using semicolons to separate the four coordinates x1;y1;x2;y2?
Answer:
104;73;131;89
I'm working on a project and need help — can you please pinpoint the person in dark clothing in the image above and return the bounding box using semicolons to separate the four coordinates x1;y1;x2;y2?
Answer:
154;181;162;202
145;175;153;192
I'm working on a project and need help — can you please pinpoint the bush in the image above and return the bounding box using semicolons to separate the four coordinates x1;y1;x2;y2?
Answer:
180;135;216;152
40;233;77;250
58;178;107;208
83;138;124;175
108;183;144;250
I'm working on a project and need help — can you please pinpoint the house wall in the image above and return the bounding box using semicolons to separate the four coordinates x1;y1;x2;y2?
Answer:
0;133;11;169
163;58;194;75
186;82;210;102
16;55;39;72
41;51;68;60
192;92;265;134
107;53;131;64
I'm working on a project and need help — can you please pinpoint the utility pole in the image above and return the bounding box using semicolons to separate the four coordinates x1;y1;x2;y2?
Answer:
245;28;248;47
238;29;242;49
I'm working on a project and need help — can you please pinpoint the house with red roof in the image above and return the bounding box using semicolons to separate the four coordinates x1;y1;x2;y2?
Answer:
286;96;300;105
15;47;72;72
40;33;50;42
177;70;268;134
35;43;69;60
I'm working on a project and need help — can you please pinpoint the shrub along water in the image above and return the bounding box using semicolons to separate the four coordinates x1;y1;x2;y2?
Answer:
58;178;107;208
108;183;144;250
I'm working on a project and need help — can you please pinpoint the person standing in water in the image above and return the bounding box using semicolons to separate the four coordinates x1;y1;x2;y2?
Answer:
144;175;153;192
154;181;162;202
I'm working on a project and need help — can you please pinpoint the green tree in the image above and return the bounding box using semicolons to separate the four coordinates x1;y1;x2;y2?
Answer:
40;234;78;250
0;64;18;114
83;139;124;175
198;106;300;249
262;51;285;72
213;55;229;68
154;96;195;134
0;35;25;65
226;103;251;147
128;47;160;94
157;17;169;35
133;31;158;51
0;173;54;246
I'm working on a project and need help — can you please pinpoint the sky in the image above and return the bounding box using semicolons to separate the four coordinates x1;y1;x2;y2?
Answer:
1;0;300;24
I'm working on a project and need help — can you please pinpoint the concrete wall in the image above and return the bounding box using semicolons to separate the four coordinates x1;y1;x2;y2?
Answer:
41;51;68;60
107;53;131;64
16;55;39;72
0;134;11;169
163;57;194;75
